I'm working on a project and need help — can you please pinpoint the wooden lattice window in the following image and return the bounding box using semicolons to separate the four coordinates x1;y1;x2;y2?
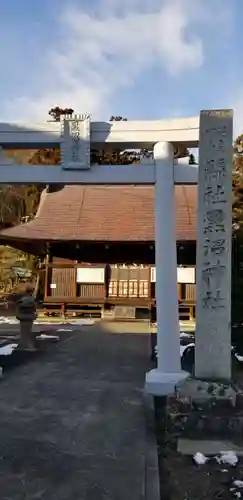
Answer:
129;280;138;297
139;280;149;297
109;281;118;297
118;280;128;296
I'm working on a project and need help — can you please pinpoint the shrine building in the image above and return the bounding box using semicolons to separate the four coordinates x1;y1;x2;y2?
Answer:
0;183;197;320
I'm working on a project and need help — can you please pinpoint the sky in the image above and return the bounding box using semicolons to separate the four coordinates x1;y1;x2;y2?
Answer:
0;0;242;136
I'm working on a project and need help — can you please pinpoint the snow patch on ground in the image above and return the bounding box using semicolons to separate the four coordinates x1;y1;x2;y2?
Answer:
34;321;60;325
180;343;195;356
233;481;243;488
0;316;95;326
154;342;196;358
36;334;59;340
216;451;238;466
0;316;18;324
193;451;239;468
56;329;73;332
231;491;242;499
0;343;18;355
193;452;208;465
180;331;194;338
235;353;243;362
70;319;95;325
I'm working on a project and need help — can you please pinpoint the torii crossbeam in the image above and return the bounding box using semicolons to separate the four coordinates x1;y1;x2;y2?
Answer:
0;111;233;394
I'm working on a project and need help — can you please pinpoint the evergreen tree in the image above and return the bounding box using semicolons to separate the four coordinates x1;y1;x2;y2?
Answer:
232;133;243;328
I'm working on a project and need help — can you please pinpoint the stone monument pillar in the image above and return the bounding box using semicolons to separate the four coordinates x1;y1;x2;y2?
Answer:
195;110;233;381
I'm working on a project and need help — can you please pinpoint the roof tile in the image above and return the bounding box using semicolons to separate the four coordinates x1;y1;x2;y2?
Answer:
0;185;197;242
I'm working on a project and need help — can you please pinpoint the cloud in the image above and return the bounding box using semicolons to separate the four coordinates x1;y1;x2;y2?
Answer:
1;0;232;123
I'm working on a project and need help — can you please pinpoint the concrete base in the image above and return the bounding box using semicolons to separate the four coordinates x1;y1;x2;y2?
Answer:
178;438;243;456
145;368;189;396
176;377;237;406
143;394;161;500
101;309;115;320
167;377;243;446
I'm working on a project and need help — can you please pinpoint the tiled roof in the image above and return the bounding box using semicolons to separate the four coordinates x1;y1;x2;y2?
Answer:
0;185;197;242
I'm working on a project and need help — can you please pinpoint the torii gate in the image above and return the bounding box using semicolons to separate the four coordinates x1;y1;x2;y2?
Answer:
0;110;233;394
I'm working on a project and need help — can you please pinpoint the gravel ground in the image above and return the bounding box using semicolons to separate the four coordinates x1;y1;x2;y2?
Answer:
155;370;243;500
0;324;151;499
2;317;241;500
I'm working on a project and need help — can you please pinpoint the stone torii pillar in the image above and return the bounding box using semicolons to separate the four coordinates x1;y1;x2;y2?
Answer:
145;142;188;396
